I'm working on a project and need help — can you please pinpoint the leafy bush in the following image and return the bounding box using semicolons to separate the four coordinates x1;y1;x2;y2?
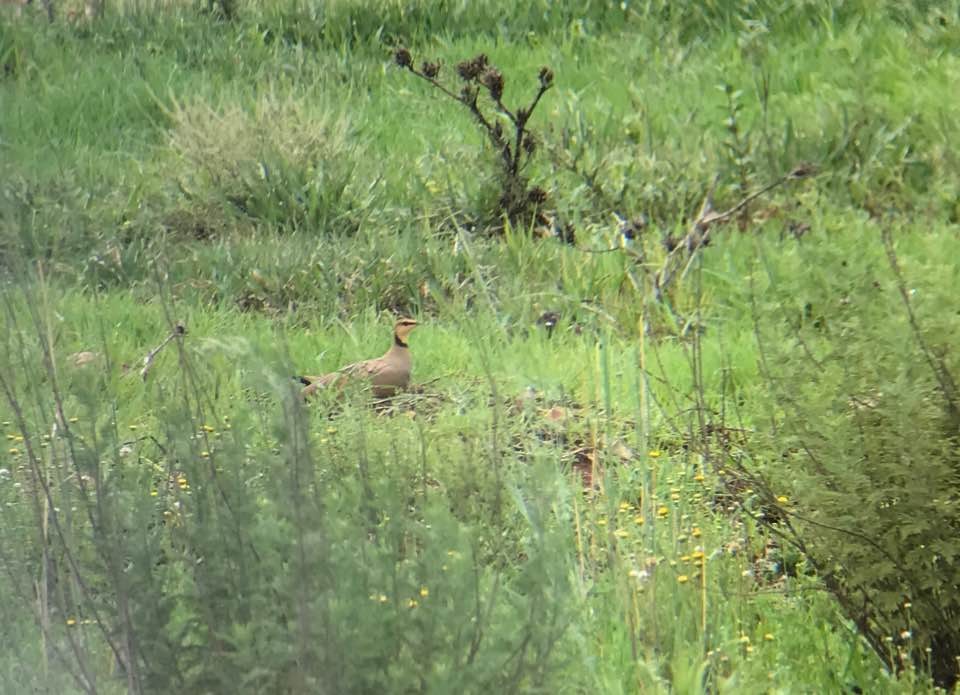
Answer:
743;226;960;688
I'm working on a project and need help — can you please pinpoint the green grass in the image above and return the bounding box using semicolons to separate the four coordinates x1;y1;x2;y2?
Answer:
0;267;910;693
2;0;959;692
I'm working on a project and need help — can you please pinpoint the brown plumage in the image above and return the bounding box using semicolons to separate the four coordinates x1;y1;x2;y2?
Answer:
299;318;419;399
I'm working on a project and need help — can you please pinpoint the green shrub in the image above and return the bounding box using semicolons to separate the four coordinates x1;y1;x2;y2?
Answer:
0;289;582;693
744;225;960;688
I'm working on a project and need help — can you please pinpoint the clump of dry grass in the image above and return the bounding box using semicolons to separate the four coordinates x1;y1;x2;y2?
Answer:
165;94;371;236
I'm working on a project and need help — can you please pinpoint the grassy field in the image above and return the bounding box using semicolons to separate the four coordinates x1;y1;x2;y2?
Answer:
2;1;960;692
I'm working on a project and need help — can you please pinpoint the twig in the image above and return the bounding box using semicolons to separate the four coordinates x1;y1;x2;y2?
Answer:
881;226;960;428
655;163;816;299
574;165;813;272
139;322;186;382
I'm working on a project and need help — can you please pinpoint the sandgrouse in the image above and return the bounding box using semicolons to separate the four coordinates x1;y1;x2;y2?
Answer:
298;318;418;399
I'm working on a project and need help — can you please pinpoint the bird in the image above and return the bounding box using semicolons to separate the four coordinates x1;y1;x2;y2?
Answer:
297;318;419;400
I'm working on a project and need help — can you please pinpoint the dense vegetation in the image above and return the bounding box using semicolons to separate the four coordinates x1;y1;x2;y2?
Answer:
2;0;959;692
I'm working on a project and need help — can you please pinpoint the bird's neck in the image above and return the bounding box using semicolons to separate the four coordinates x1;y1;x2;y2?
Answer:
385;338;412;367
394;333;408;348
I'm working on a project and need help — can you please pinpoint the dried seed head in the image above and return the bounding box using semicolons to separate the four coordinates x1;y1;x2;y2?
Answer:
522;133;537;154
456;60;474;81
538;66;554;88
421;61;441;79
537;311;560;333
527;187;548;205
618;214;648;240
789;162;817;179
394;47;413;69
457;54;489;81
481;69;504;101
621;215;647;240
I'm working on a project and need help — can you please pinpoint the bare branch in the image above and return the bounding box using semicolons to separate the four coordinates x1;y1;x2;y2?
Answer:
139;322;186;382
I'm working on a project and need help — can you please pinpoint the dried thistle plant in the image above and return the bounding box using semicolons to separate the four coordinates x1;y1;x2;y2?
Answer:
394;47;555;230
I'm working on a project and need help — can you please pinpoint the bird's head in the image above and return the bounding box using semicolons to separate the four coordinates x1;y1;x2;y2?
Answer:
394;318;419;346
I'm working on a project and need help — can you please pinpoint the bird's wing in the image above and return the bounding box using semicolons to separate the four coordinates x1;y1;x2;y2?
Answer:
343;357;389;377
299;370;346;397
300;357;385;398
301;350;410;398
